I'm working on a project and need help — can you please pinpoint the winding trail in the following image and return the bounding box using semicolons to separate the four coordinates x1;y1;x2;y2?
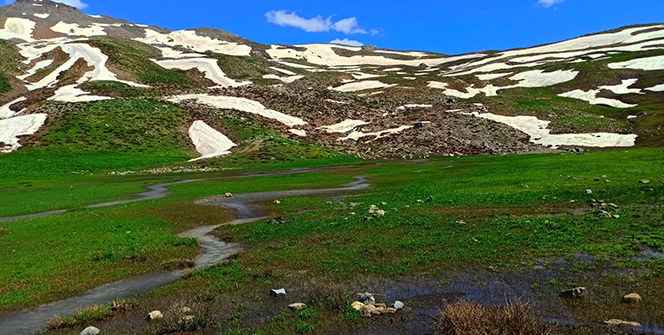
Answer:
0;177;369;335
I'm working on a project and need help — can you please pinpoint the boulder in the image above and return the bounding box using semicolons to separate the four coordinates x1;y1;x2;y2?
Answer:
623;293;642;304
148;310;164;321
639;180;650;184
585;189;593;195
80;327;101;335
224;193;233;198
359;293;376;305
560;287;586;299
394;301;405;310
351;301;365;311
289;303;307;311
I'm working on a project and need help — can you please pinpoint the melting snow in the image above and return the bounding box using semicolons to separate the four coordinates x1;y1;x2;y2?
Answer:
608;55;664;71
331;80;396;92
599;79;643;95
0;97;27;119
48;85;112;102
645;84;664;92
460;111;637;148
156;58;248;87
137;29;251;56
51;22;107;37
262;74;304;83
318;119;369;133
477;72;512;80
33;13;50;19
0;18;36;41
189;120;235;160
288;129;307;137
559;89;637;108
168;94;307;127
0;114;48;152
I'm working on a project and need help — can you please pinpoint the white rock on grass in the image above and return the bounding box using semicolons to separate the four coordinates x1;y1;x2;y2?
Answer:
188;120;236;160
0;114;48;153
168;94;307;127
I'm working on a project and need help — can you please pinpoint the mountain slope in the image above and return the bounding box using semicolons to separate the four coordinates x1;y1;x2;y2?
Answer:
0;0;662;160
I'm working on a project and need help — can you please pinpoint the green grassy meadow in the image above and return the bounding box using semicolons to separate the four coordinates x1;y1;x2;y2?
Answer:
0;147;662;334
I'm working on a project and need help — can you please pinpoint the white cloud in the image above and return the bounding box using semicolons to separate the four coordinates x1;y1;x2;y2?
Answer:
332;17;366;34
330;38;363;47
266;10;369;34
537;0;565;7
4;0;88;8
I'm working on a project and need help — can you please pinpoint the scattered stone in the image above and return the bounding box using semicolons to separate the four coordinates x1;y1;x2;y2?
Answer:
268;217;287;224
364;217;373;221
374;303;387;309
608;203;618;209
181;307;193;315
427;196;435;202
181;315;195;322
351;301;365;311
623;293;642;304
349;212;356;216
417;199;424;203
570;200;576;203
560;287;586;299
369;205;379;213
394;301;405;310
383;307;397;314
359;292;376;305
523;185;530;189
289;303;307;311
605;319;641;327
270;288;287;297
639;180;650;184
80;327;100;335
375;210;386;216
585;189;593;195
148;310;164;321
381;202;387;206
274;199;281;204
224;193;233;198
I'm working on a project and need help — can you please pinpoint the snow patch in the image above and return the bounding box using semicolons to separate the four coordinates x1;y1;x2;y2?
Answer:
48;85;112;102
137;29;251;56
608;55;664;71
288;129;307;137
318;119;369;133
0;97;27;119
189;120;236;160
168;94;307;127
559;89;637;108
33;13;50;19
156;58;249;87
461;111;636;148
331;80;396;92
0;18;36;41
0;114;48;152
645;83;664;92
51;22;106;37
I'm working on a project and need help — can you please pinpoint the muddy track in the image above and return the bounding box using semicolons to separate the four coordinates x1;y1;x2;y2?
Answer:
0;177;369;335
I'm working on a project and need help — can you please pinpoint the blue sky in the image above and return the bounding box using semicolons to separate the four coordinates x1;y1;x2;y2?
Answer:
22;0;664;54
